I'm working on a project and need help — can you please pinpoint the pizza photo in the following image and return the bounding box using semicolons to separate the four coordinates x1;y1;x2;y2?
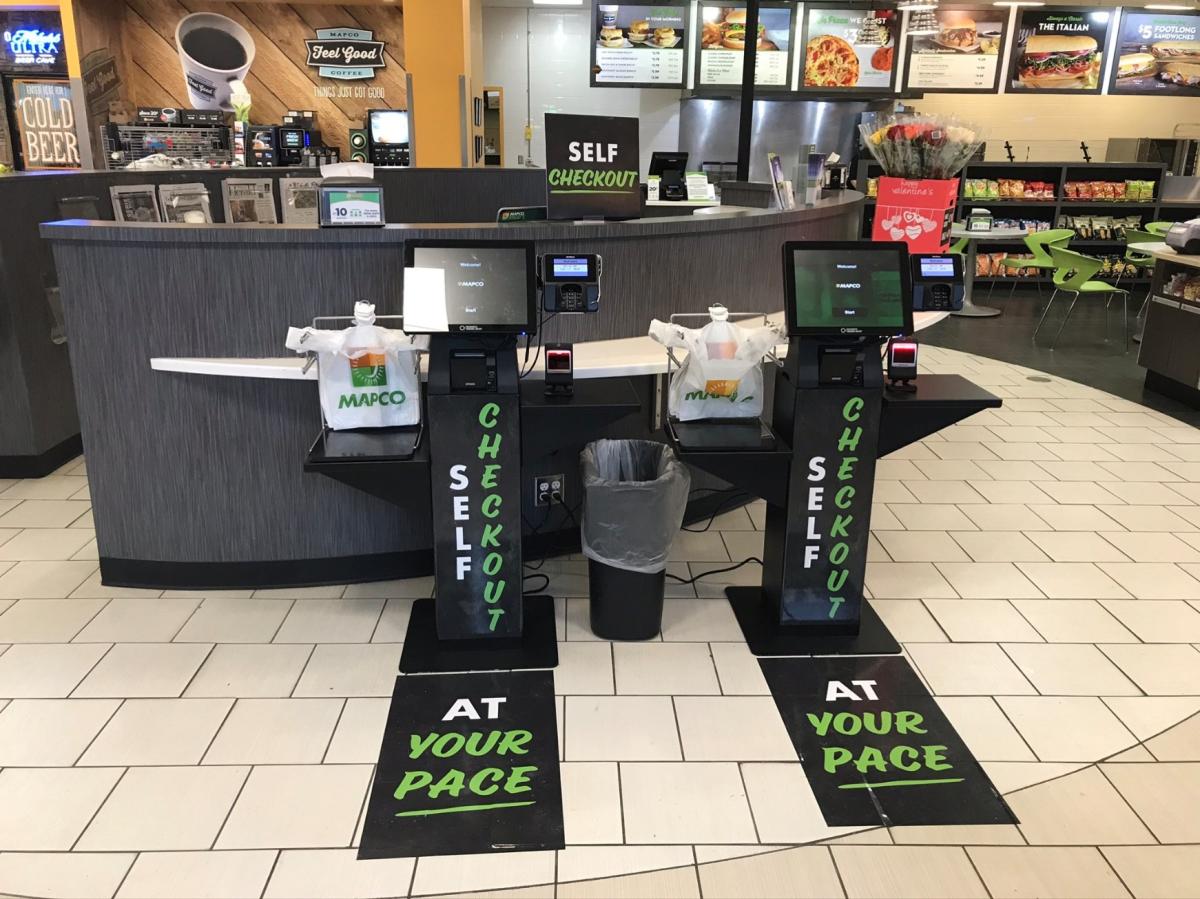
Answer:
805;35;860;86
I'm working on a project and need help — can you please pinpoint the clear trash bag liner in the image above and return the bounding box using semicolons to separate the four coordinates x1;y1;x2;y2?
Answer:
580;439;691;575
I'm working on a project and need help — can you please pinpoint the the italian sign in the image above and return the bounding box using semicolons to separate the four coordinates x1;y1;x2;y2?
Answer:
1109;10;1200;96
0;11;65;73
905;6;1008;93
10;79;80;170
544;113;641;221
778;390;879;626
801;7;899;92
697;3;793;89
428;393;523;639
305;27;387;81
359;671;564;859
761;657;1017;826
592;2;688;88
1007;7;1111;93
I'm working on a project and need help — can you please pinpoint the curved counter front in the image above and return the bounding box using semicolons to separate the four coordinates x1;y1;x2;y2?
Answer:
43;197;866;589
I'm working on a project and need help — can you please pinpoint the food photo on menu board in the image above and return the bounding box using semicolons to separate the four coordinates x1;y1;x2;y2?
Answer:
802;7;899;91
1008;8;1110;92
593;3;688;86
1110;10;1200;95
905;7;1008;92
698;4;793;88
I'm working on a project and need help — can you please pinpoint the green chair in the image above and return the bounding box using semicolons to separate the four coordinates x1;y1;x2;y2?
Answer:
949;235;969;255
1146;221;1172;236
1035;247;1131;351
998;229;1073;301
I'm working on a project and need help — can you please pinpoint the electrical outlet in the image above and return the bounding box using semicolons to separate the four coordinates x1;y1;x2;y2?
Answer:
534;474;565;507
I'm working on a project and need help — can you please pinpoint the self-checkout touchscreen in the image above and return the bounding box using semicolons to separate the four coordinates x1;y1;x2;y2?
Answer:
404;243;537;334
784;242;912;336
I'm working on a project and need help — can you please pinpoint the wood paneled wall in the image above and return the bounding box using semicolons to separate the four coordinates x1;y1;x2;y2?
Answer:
76;0;407;157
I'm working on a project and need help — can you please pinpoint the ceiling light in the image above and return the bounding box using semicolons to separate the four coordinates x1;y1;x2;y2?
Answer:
900;2;940;10
1144;4;1194;9
532;0;583;5
993;1;1045;6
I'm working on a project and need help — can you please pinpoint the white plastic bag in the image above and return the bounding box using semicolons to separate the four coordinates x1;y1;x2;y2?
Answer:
285;302;427;430
648;306;783;422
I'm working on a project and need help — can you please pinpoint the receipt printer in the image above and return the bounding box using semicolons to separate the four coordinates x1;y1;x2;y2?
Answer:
541;254;601;313
1166;218;1200;255
910;253;965;312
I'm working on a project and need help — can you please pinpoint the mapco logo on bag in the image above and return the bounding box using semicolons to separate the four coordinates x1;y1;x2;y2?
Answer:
338;389;406;409
685;380;754;403
349;351;388;388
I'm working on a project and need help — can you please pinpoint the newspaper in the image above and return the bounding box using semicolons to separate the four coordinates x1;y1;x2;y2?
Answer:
158;182;213;223
109;185;161;223
222;178;278;224
281;177;322;225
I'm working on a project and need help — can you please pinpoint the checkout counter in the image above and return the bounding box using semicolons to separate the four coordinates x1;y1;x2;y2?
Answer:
1138;239;1200;408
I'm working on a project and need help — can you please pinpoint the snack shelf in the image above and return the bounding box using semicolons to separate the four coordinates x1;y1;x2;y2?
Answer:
958;199;1057;206
1060;201;1159;209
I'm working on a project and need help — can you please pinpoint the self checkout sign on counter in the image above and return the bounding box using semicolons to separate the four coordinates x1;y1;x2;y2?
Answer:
544;112;641;220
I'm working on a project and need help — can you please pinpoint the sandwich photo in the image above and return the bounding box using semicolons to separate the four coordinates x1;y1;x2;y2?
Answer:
599;26;624;48
628;20;650;43
1151;40;1200;61
1117;52;1156;78
937;12;978;50
1161;61;1200;86
652;26;677;47
721;9;766;50
1017;34;1099;88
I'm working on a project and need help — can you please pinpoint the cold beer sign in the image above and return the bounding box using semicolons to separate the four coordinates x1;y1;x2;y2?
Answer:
12;79;79;169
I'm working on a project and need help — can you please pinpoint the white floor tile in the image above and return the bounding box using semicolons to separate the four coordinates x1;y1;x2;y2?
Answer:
889;504;978;531
186;643;313;697
621;762;757;844
934;563;1044;599
0;852;134;899
675;696;796;761
344;576;433;598
0;767;123;849
1105;531;1200;563
1098;563;1200;599
1103;696;1200;741
1035;532;1131;562
324;697;390;763
661;598;744;641
1004;643;1140;696
558;845;695;883
0;500;90;528
273;598;384;643
564;695;682;760
1026;505;1125;532
1102;600;1200;642
876;531;970;563
81;698;231;766
907;643;1035;696
561;761;623;844
1102;762;1200;843
174;597;293;643
0;642;110;697
967;846;1131;899
1;477;89;501
709;641;771;695
613;643;719;695
934;697;1037;762
831;845;989;898
0;560;97;598
69;570;162;599
1097;505;1196;532
1015;563;1131;599
0;527;97;561
924;600;1042;642
1013;600;1139;643
215;764;373;849
264;849;415;899
203;698;342;764
0;698;119;766
0;598;107;642
292;644;401;697
410;851;556;896
1102;846;1200;899
1100;644;1200;695
999;697;1137;763
73;643;212;698
73;597;200;642
370;597;415;642
554;641;614;694
117;850;276;899
865;562;958;599
78;765;249;851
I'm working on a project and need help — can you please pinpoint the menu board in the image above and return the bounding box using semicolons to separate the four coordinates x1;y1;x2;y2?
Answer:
905;6;1008;93
800;6;900;93
697;3;794;89
591;3;689;88
1110;10;1200;96
1007;7;1111;93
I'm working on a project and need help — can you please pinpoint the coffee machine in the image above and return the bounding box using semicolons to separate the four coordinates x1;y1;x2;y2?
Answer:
367;109;411;167
245;125;277;167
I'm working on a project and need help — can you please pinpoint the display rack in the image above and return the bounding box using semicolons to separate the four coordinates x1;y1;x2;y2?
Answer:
856;160;1200;284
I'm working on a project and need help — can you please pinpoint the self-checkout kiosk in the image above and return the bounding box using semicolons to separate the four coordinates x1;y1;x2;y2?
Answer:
669;241;921;656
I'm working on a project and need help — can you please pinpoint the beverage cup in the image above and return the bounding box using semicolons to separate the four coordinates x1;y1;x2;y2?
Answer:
175;12;255;111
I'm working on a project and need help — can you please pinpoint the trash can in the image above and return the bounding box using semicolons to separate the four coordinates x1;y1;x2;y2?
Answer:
581;439;691;640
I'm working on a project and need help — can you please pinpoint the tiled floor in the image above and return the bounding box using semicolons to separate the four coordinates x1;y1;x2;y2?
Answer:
2;346;1200;897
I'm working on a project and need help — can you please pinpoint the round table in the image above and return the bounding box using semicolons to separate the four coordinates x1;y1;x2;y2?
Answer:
950;225;1032;318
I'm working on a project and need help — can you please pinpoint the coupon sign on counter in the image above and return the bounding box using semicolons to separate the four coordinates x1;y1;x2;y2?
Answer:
320;183;385;227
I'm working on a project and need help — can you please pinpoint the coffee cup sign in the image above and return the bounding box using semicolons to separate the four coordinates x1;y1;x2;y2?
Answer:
11;79;79;169
175;12;256;111
544;112;641;220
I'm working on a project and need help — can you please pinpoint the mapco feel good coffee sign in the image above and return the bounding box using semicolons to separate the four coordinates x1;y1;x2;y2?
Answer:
545;113;641;221
359;670;564;859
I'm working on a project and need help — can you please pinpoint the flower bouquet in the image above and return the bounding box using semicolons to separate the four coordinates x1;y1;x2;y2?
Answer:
860;114;983;180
